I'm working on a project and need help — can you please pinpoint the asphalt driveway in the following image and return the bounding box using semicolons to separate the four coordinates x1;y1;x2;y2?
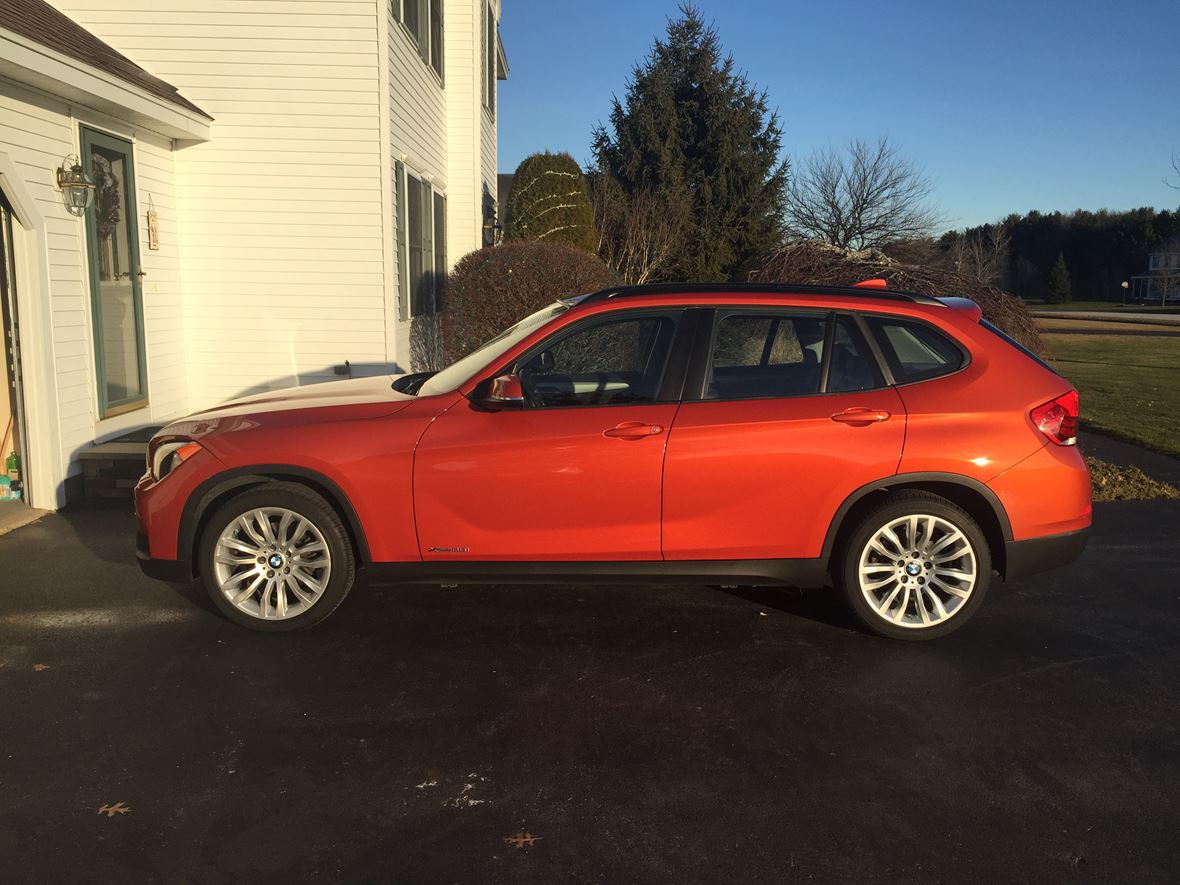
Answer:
1;500;1178;883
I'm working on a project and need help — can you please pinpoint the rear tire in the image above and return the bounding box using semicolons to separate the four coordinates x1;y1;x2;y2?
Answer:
197;482;356;632
836;491;990;641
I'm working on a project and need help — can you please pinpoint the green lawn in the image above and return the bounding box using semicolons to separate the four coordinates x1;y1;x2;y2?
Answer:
1033;300;1180;315
1044;323;1180;457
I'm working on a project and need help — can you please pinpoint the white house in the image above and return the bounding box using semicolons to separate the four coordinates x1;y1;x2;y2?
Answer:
0;0;507;513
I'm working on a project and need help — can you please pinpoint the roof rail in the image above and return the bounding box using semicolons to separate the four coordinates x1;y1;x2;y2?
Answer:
576;281;945;306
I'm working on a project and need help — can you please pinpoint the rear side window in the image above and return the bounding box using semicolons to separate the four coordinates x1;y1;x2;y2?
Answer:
707;313;826;399
866;317;965;384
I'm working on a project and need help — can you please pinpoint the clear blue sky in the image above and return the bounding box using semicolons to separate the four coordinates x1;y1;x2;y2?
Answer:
497;0;1180;230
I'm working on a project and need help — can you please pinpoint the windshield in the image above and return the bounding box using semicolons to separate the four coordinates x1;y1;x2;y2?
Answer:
417;302;570;397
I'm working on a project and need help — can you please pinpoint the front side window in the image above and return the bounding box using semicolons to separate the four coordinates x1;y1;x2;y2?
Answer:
866;317;965;384
706;313;826;399
513;314;679;408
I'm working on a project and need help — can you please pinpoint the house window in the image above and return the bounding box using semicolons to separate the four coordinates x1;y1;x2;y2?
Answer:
429;0;443;79
483;3;496;116
396;162;445;320
394;0;443;81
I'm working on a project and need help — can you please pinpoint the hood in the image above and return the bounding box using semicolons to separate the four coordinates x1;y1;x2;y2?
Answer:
159;375;417;440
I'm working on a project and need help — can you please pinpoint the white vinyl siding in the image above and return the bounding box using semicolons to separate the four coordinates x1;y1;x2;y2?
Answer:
57;0;388;409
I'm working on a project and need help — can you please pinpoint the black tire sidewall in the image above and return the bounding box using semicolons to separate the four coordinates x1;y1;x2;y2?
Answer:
839;494;991;641
197;484;356;632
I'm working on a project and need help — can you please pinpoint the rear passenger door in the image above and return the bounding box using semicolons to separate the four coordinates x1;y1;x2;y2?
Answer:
662;310;906;561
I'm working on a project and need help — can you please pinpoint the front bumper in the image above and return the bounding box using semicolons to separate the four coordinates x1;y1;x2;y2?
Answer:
1004;527;1089;580
136;529;191;583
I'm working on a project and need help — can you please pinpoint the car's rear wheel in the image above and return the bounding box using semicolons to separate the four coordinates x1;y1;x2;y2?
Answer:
837;491;990;640
198;483;356;632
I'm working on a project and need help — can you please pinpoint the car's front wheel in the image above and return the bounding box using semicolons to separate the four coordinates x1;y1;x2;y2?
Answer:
837;491;990;640
198;482;356;632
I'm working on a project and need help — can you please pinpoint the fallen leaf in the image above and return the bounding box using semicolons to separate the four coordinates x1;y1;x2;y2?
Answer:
97;802;131;817
32;664;50;672
504;832;541;849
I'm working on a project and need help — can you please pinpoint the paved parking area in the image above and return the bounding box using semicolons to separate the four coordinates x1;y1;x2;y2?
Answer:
2;501;1178;883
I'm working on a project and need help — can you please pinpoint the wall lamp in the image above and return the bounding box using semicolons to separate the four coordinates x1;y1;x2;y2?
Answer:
56;155;95;217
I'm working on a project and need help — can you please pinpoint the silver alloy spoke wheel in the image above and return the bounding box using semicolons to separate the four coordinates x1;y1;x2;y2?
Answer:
858;513;977;629
213;507;332;621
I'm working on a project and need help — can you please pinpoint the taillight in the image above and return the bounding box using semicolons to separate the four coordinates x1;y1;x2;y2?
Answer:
1030;389;1079;446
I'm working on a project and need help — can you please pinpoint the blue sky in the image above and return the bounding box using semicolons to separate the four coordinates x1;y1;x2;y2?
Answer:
497;0;1180;230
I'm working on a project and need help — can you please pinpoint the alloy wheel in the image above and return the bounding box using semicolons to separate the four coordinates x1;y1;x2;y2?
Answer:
857;513;977;629
212;507;332;620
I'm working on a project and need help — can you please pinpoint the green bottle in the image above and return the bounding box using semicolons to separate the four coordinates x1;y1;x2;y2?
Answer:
5;451;19;480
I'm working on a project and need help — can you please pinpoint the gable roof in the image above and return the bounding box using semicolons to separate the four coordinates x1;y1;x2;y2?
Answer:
0;0;210;119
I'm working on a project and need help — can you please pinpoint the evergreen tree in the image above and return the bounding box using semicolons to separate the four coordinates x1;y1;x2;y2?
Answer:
1046;251;1072;303
592;4;788;281
504;152;598;254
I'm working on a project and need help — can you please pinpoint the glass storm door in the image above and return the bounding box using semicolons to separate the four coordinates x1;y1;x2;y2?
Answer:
81;127;147;417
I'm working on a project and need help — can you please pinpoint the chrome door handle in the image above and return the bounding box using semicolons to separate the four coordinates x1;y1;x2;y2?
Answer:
603;421;664;440
831;408;891;426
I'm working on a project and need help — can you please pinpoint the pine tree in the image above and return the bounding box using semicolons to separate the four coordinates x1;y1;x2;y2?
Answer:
504;152;598;254
592;4;788;281
1046;251;1072;303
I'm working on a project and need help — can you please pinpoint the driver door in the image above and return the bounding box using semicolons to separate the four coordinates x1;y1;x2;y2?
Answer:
413;310;685;561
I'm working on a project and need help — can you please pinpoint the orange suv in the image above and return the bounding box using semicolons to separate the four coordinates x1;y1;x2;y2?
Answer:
135;282;1090;639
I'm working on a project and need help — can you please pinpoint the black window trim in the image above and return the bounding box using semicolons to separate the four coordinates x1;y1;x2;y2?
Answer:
470;307;693;411
684;306;889;403
858;312;973;388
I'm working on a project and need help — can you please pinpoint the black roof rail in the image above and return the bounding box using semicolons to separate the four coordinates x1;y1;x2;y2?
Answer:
576;281;945;306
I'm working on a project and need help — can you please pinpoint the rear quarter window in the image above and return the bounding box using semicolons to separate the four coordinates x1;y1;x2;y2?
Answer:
865;317;966;384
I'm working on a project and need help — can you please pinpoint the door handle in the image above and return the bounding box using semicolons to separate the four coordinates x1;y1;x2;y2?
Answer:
603;421;664;440
831;408;891;426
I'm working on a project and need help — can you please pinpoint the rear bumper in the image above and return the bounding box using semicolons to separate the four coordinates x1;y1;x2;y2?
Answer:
136;530;191;583
1004;527;1089;580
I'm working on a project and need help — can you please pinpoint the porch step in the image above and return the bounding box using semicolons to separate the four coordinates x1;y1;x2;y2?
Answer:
79;439;150;500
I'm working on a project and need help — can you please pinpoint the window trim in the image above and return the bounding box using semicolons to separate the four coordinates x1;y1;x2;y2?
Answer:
475;308;690;411
393;0;444;85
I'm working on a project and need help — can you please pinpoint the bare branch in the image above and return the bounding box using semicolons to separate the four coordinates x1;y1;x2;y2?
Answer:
786;137;944;250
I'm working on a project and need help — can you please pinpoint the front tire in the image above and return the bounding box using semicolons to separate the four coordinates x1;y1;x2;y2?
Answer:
836;491;990;641
197;482;356;632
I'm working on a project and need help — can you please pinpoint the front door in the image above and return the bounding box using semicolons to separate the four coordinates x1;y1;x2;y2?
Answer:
662;310;906;560
413;311;684;561
81;127;148;418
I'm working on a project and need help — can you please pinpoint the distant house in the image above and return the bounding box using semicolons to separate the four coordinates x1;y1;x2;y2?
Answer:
0;0;508;510
1130;239;1180;303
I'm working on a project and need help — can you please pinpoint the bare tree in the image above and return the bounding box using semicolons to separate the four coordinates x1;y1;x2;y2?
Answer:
1167;153;1180;190
785;137;944;250
949;223;1010;285
590;172;687;284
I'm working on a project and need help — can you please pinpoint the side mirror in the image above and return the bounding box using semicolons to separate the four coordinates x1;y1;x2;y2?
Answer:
481;373;525;409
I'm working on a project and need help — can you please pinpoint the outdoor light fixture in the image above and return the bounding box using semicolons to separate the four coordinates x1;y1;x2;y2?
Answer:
56;156;95;216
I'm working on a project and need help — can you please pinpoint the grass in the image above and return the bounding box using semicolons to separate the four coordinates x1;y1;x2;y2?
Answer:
1033;300;1180;315
1041;319;1180;458
1087;457;1179;501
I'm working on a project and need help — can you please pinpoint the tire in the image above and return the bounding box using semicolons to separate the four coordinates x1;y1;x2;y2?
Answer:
836;491;990;641
197;482;356;632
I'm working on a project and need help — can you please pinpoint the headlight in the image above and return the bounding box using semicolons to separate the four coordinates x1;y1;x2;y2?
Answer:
149;440;202;482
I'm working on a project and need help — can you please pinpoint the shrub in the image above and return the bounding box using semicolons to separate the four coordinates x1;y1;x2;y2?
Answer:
504;152;598;254
441;241;621;365
740;241;1047;355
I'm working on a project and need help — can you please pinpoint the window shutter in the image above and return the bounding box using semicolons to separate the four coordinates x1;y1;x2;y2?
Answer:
433;192;447;312
394;160;408;322
417;0;430;63
420;179;434;314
